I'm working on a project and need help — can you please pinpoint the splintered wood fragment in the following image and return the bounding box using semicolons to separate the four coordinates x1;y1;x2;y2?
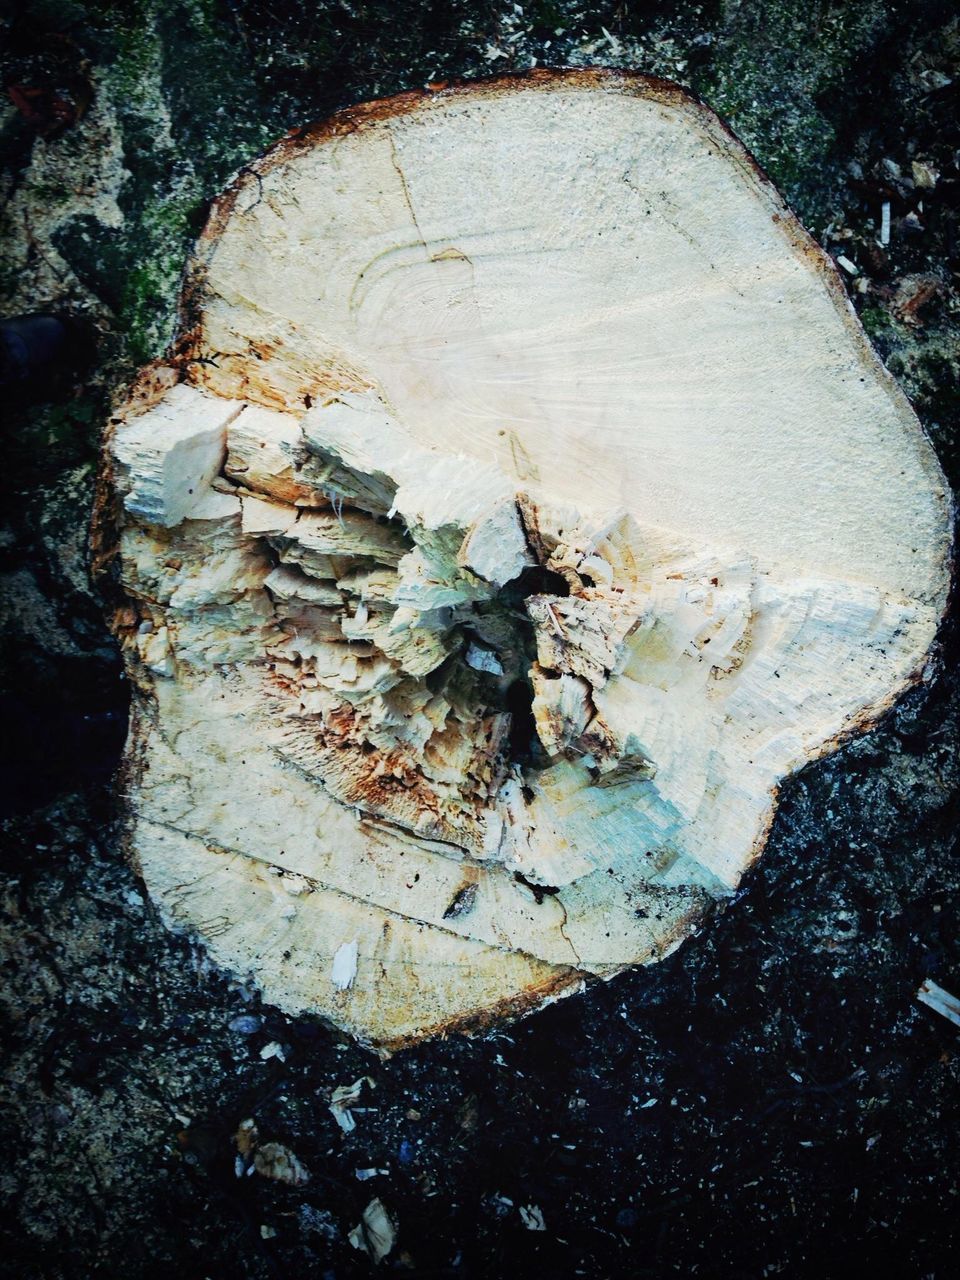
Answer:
264;565;343;607
531;666;593;756
458;498;533;587
880;201;891;246
349;1198;397;1264
917;979;960;1028
240;494;299;535
112;383;242;527
97;71;952;1053
284;510;409;565
330;1076;374;1132
338;564;401;603
332;939;359;991
225;403;320;506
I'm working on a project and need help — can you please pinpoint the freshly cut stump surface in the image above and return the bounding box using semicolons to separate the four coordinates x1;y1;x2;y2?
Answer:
99;71;953;1051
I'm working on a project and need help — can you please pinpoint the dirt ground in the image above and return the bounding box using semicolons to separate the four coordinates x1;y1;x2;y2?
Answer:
1;3;958;1277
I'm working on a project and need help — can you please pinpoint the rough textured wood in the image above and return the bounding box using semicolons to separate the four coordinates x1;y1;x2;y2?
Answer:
100;71;952;1052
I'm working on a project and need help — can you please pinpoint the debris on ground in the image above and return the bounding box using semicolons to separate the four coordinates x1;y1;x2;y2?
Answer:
298;1205;339;1241
917;979;960;1029
519;1203;547;1231
348;1197;397;1264
234;1118;310;1184
330;1076;375;1133
227;1014;262;1035
235;1118;258;1161
911;159;939;190
891;274;943;326
254;1142;310;1186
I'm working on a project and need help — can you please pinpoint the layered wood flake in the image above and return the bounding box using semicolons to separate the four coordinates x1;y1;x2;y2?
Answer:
100;72;952;1050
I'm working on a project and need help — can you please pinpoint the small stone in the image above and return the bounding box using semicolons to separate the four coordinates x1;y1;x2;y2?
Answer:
254;1142;311;1186
228;1014;262;1035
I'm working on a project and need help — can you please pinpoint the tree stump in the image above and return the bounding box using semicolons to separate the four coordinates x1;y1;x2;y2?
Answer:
96;71;952;1051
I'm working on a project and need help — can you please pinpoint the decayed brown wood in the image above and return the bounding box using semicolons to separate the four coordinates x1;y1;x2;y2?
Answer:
97;71;952;1051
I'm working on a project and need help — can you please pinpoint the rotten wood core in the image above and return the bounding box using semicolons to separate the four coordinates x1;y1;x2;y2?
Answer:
99;71;953;1052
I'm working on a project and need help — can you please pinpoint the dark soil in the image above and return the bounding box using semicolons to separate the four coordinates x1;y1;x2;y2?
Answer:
1;3;958;1277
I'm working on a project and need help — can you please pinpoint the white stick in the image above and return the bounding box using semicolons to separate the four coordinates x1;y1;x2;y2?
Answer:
917;979;960;1028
